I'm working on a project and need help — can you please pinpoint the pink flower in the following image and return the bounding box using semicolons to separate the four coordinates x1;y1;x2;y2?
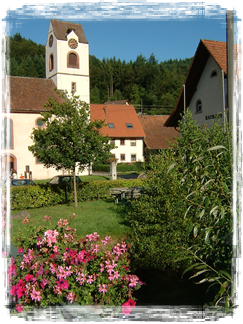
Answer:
56;279;69;290
67;291;75;303
63;219;68;226
98;284;107;294
16;304;24;313
113;271;120;279
22;217;29;225
30;287;42;301
53;246;58;252
40;277;50;289
87;275;94;284
122;299;136;315
24;274;33;282
122;302;132;316
18;247;24;253
10;285;16;296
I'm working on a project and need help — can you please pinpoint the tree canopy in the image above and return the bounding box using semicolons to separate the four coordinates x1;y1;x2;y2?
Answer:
28;92;114;206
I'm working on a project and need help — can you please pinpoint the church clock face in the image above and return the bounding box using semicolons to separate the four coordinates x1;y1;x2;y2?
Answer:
49;34;53;47
68;38;78;49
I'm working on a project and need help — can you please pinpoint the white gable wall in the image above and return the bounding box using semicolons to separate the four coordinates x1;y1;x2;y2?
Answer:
189;56;243;126
189;55;227;127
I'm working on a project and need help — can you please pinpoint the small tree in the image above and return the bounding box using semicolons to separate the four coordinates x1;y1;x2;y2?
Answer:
29;92;114;207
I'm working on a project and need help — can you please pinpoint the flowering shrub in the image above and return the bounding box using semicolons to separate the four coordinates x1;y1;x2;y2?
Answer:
0;189;11;234
8;215;145;314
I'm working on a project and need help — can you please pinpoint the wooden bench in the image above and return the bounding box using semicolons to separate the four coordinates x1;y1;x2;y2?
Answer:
109;187;142;206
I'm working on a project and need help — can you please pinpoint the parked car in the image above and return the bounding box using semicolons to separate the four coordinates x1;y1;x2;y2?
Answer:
11;179;36;186
48;175;82;185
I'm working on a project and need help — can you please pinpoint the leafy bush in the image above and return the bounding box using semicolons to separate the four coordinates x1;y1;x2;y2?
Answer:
125;112;243;323
10;179;144;210
126;149;191;271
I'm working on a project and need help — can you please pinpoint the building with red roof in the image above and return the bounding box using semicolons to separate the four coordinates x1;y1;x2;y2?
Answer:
90;104;145;163
165;39;238;128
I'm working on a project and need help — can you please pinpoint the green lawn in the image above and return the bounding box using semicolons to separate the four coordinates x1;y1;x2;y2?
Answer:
10;200;130;244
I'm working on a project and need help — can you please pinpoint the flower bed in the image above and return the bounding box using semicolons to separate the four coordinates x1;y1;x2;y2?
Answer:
7;214;145;316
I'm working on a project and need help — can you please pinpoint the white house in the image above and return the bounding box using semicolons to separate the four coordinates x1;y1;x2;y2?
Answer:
90;104;145;163
165;39;237;128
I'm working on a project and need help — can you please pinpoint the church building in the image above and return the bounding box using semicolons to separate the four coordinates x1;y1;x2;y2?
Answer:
1;19;146;180
1;19;91;179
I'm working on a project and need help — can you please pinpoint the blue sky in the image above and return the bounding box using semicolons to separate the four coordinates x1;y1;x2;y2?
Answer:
1;1;242;64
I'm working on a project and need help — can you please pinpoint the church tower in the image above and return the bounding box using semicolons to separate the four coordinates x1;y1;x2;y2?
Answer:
45;19;90;104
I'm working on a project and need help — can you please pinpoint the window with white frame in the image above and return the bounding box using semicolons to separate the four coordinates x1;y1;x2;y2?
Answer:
130;139;136;146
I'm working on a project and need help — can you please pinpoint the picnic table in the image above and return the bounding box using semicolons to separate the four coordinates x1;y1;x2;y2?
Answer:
109;187;142;206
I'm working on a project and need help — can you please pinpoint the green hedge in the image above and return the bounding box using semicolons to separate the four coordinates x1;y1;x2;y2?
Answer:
10;179;144;210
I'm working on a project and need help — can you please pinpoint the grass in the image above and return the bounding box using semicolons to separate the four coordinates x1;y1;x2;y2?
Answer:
10;200;131;244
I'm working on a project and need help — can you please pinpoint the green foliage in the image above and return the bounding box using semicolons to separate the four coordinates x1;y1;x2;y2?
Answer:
126;149;191;271
10;179;144;210
126;110;233;311
89;52;192;109
29;92;114;173
8;34;45;78
172;112;233;312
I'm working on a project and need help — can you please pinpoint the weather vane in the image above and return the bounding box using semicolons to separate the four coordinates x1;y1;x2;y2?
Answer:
52;6;57;20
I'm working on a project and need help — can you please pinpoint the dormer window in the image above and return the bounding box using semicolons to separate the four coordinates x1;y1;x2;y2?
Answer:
211;70;217;78
126;123;133;129
67;28;75;35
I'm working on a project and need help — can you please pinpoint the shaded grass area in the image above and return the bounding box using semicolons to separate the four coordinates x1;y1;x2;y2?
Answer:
34;175;110;184
10;200;130;243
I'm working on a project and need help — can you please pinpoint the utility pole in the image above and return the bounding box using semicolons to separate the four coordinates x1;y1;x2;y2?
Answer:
226;10;234;124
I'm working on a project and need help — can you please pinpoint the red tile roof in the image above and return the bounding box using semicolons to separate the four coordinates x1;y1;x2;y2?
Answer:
202;40;243;85
165;39;239;127
8;76;64;113
138;115;179;149
90;104;145;138
51;19;88;44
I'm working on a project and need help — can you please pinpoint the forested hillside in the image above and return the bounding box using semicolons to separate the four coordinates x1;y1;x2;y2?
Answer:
7;33;192;114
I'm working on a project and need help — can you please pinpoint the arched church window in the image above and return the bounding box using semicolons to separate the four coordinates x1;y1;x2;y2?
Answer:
67;52;79;69
3;118;13;149
49;54;54;71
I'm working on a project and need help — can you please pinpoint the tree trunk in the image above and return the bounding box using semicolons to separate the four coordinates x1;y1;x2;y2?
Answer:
73;169;78;208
